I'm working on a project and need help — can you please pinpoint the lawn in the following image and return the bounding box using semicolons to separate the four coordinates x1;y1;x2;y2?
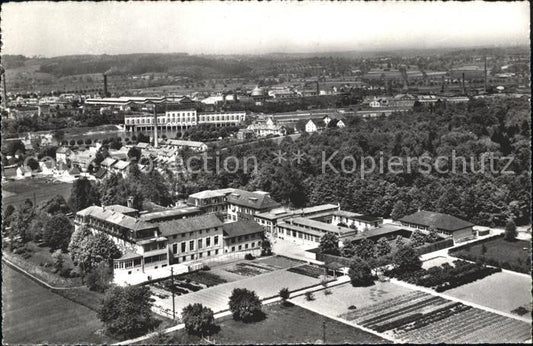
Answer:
2;263;115;344
451;236;531;273
168;302;388;344
445;271;532;318
2;178;72;207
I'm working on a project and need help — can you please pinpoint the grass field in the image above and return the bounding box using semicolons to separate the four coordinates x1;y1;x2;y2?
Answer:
2;263;115;344
451;237;531;273
168;302;387;344
445;271;532;318
2;178;72;207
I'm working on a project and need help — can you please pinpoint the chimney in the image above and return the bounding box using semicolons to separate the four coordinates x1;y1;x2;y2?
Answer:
1;68;7;108
152;105;158;148
103;74;108;97
462;73;466;95
127;196;134;208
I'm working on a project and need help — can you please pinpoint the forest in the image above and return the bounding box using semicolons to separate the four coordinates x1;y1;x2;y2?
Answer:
176;97;531;227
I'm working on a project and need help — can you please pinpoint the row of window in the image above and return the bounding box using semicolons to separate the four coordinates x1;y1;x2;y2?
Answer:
229;233;258;244
278;228;321;242
171;235;220;254
227;241;259;253
169;228;219;240
177;249;219;263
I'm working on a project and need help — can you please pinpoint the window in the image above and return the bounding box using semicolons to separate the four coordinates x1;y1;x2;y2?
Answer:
215;249;219;255
172;244;178;254
251;242;255;248
199;230;202;235
189;240;194;251
191;254;195;260
231;238;236;244
181;242;186;253
182;233;186;238
206;237;211;247
207;251;211;256
231;246;235;252
214;236;219;245
190;232;194;237
183;256;187;262
199;252;203;258
198;239;203;249
245;244;249;249
238;245;242;250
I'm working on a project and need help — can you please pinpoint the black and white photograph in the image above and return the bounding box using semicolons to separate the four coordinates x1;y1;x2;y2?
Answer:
1;1;531;344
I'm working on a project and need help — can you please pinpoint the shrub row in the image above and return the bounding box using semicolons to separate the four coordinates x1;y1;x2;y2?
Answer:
391;260;501;292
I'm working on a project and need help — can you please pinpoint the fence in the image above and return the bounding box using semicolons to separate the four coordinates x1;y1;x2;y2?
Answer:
417;238;455;255
448;234;504;253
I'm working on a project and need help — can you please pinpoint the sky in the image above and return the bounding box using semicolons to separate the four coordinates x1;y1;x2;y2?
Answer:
1;1;530;57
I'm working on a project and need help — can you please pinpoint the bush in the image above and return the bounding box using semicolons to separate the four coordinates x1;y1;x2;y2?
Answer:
228;288;263;322
304;291;315;301
279;287;290;303
348;257;374;287
182;303;217;336
244;253;255;260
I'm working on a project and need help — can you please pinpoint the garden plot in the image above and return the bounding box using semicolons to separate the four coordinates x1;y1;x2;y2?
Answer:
223;262;274;277
339;288;530;343
288;264;325;278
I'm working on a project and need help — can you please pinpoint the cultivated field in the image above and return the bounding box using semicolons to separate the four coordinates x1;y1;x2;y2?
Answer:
2;263;114;344
451;237;531;273
293;281;531;343
169;302;388;344
445;271;532;318
2;178;72;207
340;289;531;343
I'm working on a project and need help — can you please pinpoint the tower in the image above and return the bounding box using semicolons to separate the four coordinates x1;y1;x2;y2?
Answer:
152;104;158;148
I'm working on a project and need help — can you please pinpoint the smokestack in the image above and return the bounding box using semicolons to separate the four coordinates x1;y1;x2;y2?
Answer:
152;105;158;148
103;74;108;97
462;73;466;95
1;65;7;108
484;56;487;92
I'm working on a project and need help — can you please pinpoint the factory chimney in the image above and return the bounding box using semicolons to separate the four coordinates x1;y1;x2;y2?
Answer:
462;72;466;95
103;74;108;97
1;65;7;108
152;104;158;148
316;80;319;96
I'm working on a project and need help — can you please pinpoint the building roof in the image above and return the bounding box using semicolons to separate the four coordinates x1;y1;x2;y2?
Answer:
93;167;107;179
289;217;355;235
352;224;412;241
227;189;281;210
167;139;207;149
158;214;224;237
107;204;138;214
135;142;150;149
56;147;72;154
140;206;202;222
189;190;226;199
101;157;118;168
77;205;155;231
399;210;474;232
222;220;264;238
113;160;130;170
333;211;380;223
255;204;339;221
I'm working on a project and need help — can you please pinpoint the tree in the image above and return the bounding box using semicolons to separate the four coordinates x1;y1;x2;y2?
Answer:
228;288;263;322
410;229;427;247
98;285;158;338
375;237;392;257
348;257;374;287
340;240;357;258
85;262;113;292
77;233;122;272
504;219;517;241
279;287;290;305
319;233;340;256
425;226;440;243
261;237;272;256
127;147;142;161
68;225;92;267
393;244;422;274
395;235;406;248
52;249;65;273
68;177;100;212
181;303;217;336
43;214;73;251
391;200;408;220
355;239;375;260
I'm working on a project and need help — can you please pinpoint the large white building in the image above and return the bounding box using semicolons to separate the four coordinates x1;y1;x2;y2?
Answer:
124;110;246;137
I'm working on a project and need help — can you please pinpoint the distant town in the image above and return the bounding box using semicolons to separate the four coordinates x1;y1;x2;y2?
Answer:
1;10;531;345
